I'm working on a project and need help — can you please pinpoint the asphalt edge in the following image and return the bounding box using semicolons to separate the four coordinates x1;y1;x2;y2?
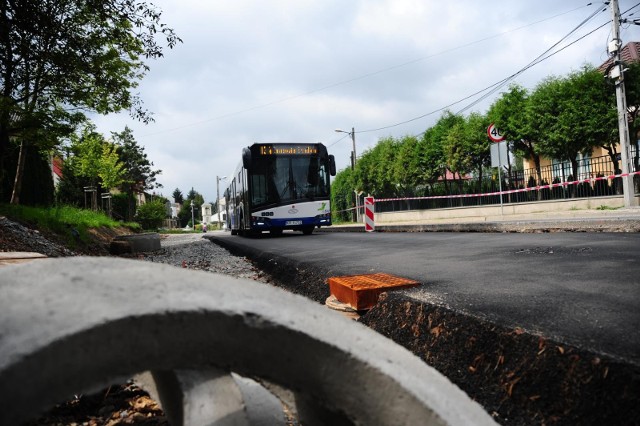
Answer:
205;233;640;425
318;217;640;233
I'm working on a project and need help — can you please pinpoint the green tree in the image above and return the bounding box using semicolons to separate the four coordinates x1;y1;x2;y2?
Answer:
443;122;469;180
354;137;400;197
99;143;125;191
0;0;180;204
488;85;544;187
464;112;492;187
530;67;616;188
135;198;167;230
392;135;421;197
178;188;204;227
112;127;162;220
172;188;184;204
442;112;492;195
65;123;124;203
330;167;355;222
418;111;464;192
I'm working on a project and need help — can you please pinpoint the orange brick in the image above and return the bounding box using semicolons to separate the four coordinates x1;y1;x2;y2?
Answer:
327;273;419;311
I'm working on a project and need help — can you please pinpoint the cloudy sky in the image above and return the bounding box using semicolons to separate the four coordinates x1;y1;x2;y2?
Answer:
91;0;640;204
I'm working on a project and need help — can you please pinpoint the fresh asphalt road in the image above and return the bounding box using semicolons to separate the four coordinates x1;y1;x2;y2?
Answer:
208;231;640;366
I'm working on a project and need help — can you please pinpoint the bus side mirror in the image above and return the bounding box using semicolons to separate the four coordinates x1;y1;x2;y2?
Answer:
242;147;252;170
329;155;336;176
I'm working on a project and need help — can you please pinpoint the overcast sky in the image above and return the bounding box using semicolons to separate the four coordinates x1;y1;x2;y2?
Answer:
91;0;640;204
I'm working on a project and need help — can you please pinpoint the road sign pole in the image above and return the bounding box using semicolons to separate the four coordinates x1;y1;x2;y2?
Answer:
498;148;504;216
488;124;506;215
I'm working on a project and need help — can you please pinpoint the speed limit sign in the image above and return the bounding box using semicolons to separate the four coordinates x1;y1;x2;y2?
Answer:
487;123;505;142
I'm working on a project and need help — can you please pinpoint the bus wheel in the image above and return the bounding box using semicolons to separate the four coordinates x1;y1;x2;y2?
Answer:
270;229;283;236
302;226;314;235
231;229;238;236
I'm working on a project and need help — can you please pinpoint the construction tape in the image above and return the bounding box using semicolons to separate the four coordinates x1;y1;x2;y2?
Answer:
332;171;640;214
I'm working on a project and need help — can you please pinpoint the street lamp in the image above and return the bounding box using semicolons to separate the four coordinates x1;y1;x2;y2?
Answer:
217;175;227;229
335;127;356;169
190;200;195;232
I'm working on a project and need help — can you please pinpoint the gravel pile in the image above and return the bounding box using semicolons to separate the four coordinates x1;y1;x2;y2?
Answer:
0;216;77;257
139;237;270;283
0;218;258;283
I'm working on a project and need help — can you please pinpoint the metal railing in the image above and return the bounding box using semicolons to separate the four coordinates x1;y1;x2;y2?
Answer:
374;153;639;214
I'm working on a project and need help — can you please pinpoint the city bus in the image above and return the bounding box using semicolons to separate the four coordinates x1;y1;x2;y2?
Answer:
225;143;336;236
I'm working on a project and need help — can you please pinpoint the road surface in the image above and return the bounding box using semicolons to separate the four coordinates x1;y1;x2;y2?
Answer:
208;231;640;366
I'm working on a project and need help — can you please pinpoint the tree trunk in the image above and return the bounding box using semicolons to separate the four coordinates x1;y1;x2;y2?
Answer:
534;154;543;201
10;139;26;205
570;158;579;198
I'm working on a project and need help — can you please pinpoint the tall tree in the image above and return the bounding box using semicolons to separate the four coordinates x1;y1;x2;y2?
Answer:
63;122;125;208
418;111;464;192
172;188;184;204
330;167;355;222
178;187;204;227
443;112;491;190
530;67;617;187
488;85;544;188
393;135;421;197
464;112;492;188
112;126;162;220
0;0;180;204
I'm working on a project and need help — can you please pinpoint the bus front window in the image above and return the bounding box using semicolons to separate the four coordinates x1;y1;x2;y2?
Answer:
250;155;329;208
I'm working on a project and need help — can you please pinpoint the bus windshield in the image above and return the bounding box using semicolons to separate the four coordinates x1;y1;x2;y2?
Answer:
250;155;330;208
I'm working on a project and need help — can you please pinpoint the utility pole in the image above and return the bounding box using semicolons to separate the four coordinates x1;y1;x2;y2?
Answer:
609;0;638;207
217;175;226;229
335;127;359;221
350;127;356;168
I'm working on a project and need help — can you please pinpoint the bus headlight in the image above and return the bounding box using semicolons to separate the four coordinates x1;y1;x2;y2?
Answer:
251;216;270;227
316;213;331;223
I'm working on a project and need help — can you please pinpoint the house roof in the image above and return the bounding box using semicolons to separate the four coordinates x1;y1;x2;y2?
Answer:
52;157;63;178
598;41;640;72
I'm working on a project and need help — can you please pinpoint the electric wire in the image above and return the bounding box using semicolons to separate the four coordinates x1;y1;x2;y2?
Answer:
136;3;598;139
354;4;608;136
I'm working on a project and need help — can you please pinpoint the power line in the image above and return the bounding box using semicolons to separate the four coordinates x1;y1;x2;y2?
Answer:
136;3;598;139
456;10;608;115
355;5;608;136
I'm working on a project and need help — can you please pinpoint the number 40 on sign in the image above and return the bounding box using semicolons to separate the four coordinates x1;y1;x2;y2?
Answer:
487;123;505;142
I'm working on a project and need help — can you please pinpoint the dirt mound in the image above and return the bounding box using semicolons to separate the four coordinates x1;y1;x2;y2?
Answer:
0;216;134;257
359;291;640;426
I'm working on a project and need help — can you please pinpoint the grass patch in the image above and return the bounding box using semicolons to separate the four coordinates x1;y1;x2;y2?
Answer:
595;205;621;211
0;203;140;247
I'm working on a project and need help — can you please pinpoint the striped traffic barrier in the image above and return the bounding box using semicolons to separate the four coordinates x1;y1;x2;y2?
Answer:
364;196;375;232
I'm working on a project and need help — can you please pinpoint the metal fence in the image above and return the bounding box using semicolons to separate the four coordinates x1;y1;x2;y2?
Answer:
374;152;640;214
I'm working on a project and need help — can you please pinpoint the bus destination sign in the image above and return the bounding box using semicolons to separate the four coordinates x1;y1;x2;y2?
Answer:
258;144;318;156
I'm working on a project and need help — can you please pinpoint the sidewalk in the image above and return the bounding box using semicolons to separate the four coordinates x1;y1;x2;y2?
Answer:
325;205;640;233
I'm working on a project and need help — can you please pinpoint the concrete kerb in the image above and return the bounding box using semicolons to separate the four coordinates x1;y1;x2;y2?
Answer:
110;232;161;254
0;257;496;426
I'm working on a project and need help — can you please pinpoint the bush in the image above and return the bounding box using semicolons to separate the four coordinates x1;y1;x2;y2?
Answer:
135;199;167;230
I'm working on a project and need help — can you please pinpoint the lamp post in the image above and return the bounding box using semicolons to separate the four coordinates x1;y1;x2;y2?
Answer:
335;127;358;222
217;175;227;229
190;200;195;232
334;127;356;169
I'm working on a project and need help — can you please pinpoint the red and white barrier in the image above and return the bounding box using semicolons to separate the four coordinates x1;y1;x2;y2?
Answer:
364;197;375;232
